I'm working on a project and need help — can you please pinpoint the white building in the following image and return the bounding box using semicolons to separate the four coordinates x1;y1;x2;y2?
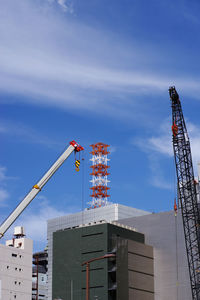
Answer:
0;227;33;300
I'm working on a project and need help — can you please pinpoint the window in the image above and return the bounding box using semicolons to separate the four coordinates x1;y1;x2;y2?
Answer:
12;253;17;257
7;265;9;269
14;281;17;285
15;267;17;271
19;268;22;272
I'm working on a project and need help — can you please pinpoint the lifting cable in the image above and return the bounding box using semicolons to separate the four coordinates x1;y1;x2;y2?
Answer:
173;164;179;299
74;149;85;300
74;149;85;222
80;150;85;300
174;200;179;300
81;150;85;225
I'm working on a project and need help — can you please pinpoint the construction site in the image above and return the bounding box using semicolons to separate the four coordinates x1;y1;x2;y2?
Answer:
0;87;200;300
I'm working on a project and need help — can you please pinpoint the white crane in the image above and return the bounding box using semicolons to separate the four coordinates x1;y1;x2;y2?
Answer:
0;140;84;238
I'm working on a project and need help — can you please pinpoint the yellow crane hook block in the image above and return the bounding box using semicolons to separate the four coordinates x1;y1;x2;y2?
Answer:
75;159;80;171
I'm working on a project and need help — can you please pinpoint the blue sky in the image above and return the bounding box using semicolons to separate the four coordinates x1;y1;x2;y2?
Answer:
0;0;200;251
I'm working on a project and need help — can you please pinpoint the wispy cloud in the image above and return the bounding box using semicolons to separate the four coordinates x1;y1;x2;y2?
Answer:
0;166;10;206
0;119;62;149
187;122;200;168
133;118;200;187
7;196;80;244
148;154;173;190
57;0;73;13
0;0;200;119
0;189;9;205
109;146;117;154
180;0;200;24
0;166;8;182
135;119;200;163
47;0;73;13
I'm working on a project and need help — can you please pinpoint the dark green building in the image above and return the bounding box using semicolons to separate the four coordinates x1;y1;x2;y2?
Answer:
52;222;154;300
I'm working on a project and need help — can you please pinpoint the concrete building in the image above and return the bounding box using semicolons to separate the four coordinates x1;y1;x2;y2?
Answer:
49;206;196;300
52;221;154;300
119;210;192;300
47;203;150;299
0;226;33;300
32;250;48;300
48;161;200;299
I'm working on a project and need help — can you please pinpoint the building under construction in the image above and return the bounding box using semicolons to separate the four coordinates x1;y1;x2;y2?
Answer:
47;203;150;300
48;135;200;300
48;203;195;300
32;249;48;300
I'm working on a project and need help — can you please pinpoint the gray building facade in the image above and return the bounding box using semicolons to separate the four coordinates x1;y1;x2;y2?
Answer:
120;210;193;300
47;204;150;299
52;222;154;300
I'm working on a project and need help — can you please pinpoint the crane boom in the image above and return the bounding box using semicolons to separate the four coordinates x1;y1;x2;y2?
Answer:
169;87;200;300
0;140;83;239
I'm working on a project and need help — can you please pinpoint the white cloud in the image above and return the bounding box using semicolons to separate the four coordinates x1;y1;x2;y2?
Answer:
135;119;200;166
0;0;200;119
0;125;7;133
0;119;62;149
133;119;200;188
147;136;172;156
148;154;173;190
57;0;73;13
47;0;73;13
109;146;117;154
135;133;173;157
0;166;10;206
0;166;8;181
187;123;200;169
57;0;67;10
151;176;172;190
11;197;80;244
0;189;9;205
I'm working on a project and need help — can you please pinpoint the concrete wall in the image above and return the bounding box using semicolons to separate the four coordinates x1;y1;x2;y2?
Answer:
0;237;33;300
119;211;192;300
116;238;154;300
128;240;154;299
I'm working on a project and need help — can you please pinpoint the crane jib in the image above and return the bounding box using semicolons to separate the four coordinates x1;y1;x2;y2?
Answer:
0;141;84;238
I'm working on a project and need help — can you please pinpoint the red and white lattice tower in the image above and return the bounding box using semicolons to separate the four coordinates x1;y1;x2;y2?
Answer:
89;143;110;208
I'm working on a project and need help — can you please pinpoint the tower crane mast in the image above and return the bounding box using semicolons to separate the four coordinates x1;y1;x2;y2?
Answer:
0;140;83;239
169;86;200;300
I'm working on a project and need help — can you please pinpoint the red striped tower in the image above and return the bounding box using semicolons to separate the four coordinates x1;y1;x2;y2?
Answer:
89;143;110;208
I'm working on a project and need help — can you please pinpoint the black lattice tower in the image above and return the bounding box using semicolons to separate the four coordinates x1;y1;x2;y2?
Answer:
169;86;200;300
